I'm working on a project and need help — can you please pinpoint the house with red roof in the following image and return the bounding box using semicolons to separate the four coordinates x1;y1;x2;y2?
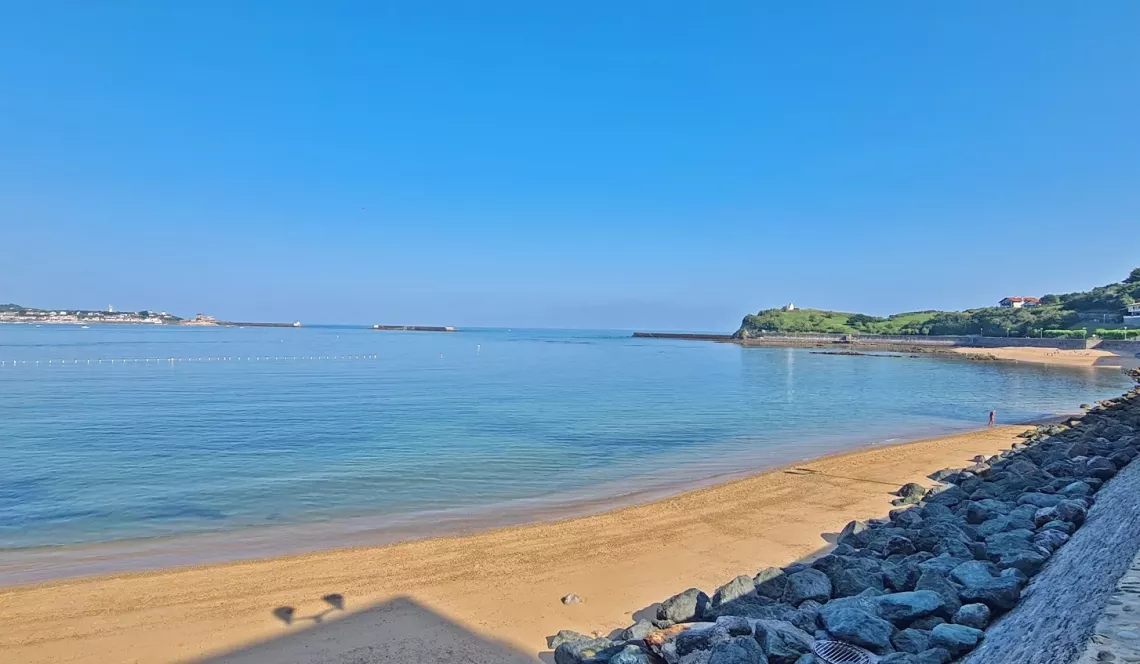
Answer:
999;297;1040;309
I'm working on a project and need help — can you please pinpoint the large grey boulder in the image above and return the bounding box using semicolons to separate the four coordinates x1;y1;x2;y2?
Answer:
872;591;945;624
820;606;895;654
713;575;758;608
708;636;769;664
892;628;932;654
549;630;590;649
929;623;983;656
953;603;991;630
753;619;813;664
958;574;1022;611
838;520;871;548
659;588;711;623
914;571;961;617
755;568;788;599
609;645;652;664
554;637;620;664
620;620;656;642
782;569;832;605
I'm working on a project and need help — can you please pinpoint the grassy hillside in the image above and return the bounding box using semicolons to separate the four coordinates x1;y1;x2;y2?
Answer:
736;268;1140;339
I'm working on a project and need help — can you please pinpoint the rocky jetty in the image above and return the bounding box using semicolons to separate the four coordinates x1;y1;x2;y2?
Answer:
550;374;1140;664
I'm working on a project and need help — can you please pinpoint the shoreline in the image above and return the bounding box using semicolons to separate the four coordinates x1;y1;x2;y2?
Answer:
0;423;1049;663
0;417;1061;588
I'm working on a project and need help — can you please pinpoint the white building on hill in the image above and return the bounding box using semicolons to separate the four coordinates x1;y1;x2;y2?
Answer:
999;297;1040;309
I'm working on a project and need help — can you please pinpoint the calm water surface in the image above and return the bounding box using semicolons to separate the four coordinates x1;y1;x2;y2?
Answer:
0;325;1130;574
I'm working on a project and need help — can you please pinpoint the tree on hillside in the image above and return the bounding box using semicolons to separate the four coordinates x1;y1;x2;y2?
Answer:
1040;294;1060;305
1127;267;1140;283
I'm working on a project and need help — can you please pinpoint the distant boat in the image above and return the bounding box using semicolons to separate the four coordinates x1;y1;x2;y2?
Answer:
80;325;89;329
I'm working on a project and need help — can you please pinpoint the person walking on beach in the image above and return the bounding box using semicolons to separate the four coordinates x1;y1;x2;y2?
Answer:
989;410;996;427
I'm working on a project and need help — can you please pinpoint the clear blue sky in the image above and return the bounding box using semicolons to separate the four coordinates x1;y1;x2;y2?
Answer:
2;2;1138;330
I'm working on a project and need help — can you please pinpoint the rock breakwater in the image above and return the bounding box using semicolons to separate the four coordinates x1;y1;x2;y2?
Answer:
550;375;1140;664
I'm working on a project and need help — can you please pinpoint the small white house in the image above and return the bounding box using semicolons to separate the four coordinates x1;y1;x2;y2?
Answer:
999;297;1040;309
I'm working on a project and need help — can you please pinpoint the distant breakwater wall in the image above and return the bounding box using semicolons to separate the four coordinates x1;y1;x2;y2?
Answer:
372;325;457;332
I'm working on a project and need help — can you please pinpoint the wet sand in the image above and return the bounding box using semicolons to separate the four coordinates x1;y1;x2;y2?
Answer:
0;424;1035;664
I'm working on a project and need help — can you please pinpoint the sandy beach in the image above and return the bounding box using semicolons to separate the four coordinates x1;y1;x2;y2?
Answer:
952;345;1140;369
0;424;1039;664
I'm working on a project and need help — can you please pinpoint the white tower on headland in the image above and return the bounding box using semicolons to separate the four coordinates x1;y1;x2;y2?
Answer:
783;303;796;311
108;304;114;312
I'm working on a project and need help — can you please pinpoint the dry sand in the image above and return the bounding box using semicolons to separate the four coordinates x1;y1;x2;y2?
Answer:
953;346;1139;369
0;425;1037;664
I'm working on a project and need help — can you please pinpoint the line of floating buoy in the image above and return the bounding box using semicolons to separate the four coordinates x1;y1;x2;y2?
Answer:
0;355;380;367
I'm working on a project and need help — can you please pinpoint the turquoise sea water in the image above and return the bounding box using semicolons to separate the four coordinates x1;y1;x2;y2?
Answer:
0;325;1130;571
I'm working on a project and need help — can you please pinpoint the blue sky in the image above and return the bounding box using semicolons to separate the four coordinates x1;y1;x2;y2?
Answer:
2;2;1138;330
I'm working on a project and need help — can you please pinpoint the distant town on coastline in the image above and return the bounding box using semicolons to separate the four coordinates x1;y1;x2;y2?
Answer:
736;267;1140;340
0;306;301;328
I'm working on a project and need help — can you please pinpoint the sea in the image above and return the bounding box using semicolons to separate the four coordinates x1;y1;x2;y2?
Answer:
0;324;1131;583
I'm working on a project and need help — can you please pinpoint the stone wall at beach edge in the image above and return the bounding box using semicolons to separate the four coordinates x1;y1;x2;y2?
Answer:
548;370;1140;664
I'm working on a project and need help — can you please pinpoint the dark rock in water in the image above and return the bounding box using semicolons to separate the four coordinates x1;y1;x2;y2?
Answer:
713;575;758;608
873;590;945;623
609;645;651;664
958;575;1022;611
893;627;933;654
821;606;895;654
909;616;946;631
782;569;832;605
915;571;961;617
549;630;590;649
838;520;871;548
658;588;710;623
754;619;814;664
1032;529;1070;553
554;637;620;664
620;620;656;642
929;623;983;656
714;615;754;637
707;636;767;664
755;567;789;599
953;603;991;630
